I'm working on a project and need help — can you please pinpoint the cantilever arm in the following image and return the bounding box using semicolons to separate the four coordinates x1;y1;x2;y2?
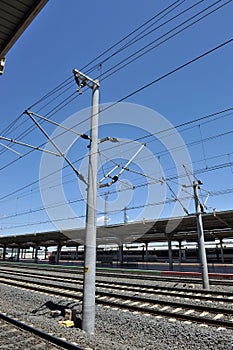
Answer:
25;110;87;185
98;144;145;188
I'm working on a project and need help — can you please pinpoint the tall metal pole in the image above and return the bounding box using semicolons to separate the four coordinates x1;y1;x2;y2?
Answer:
193;180;209;289
124;207;128;224
167;237;173;271
219;238;225;264
104;192;109;226
82;80;99;334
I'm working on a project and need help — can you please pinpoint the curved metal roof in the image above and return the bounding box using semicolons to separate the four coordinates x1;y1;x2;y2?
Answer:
0;210;232;248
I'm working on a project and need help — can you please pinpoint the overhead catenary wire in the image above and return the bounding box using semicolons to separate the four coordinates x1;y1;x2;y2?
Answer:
28;37;233;164
94;110;233;167
0;0;229;162
84;0;188;75
0;4;231;232
28;76;74;110
0;41;232;226
97;159;233;200
81;0;185;72
0;1;181;138
26;110;88;185
1;153;233;212
3;174;233;220
1;148;233;208
2;106;232;182
54;38;232;143
1;0;228;147
2;186;233;231
0;107;231;202
0;88;79;159
107;38;233;107
2;144;231;206
0;135;61;157
0;37;229;178
26;110;90;139
93;0;229;81
0;78;75;141
1;157;233;233
0;94;85;170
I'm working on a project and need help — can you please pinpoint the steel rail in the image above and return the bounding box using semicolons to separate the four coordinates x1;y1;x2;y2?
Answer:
1;262;232;286
0;275;233;329
1;269;233;303
0;312;85;350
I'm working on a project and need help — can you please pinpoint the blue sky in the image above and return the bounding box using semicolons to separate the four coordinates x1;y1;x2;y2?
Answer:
0;0;232;235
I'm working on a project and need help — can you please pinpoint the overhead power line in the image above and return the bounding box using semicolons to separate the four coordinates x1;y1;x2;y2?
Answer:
1;0;227;143
82;0;185;72
115;38;232;104
34;38;232;156
2;185;233;232
1;0;229;157
99;0;232;81
0;107;231;201
0;39;231;203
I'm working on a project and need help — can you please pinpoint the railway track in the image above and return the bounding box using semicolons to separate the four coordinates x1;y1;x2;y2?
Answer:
1;262;233;286
0;312;84;350
98;270;233;286
1;267;233;304
0;267;233;330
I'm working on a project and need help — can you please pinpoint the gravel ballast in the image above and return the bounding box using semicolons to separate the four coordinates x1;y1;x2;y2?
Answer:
0;283;232;350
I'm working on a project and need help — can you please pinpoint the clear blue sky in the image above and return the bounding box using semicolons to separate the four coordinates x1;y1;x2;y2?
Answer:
0;0;232;236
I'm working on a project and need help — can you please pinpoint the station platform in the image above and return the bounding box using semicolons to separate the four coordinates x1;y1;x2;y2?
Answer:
131;261;233;274
64;259;233;274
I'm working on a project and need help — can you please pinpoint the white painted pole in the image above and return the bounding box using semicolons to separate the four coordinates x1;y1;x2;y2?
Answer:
193;180;210;289
82;81;99;334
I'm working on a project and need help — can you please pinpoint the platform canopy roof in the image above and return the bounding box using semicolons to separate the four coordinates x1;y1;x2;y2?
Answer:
0;210;232;248
0;0;48;71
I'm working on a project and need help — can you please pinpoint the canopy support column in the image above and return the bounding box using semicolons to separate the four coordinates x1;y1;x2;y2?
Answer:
168;237;173;271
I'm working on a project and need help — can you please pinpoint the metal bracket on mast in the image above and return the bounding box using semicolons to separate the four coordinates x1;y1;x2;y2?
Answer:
25;110;87;184
0;135;61;157
162;177;189;216
73;69;99;94
98;143;145;188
